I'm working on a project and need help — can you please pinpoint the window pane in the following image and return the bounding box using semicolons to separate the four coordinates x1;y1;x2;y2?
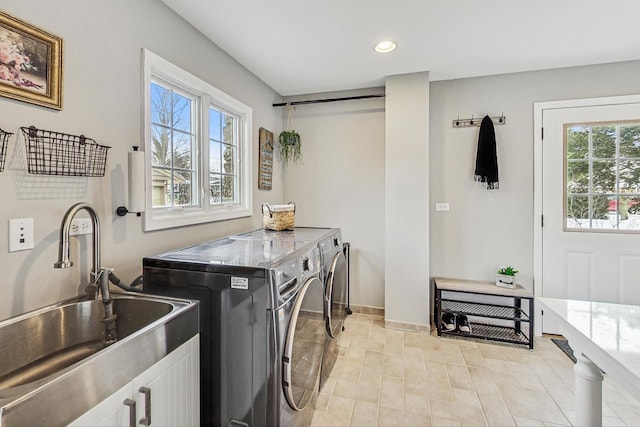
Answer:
210;173;221;204
592;160;616;193
592;126;616;158
150;83;170;125
567;161;589;194
172;92;192;133
222;114;234;143
210;140;221;173
620;124;640;158
151;125;171;167
222;175;235;203
591;195;614;226
567;126;589;160
619;160;640;193
173;131;193;169
210;109;221;140
152;167;171;208
222;145;235;174
173;170;194;206
567;195;590;229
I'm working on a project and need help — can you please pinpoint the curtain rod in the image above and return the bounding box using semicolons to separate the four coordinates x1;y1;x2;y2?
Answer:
272;93;385;107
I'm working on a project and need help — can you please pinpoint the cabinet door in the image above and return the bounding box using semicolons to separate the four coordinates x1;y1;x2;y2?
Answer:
68;383;132;427
68;335;199;427
132;335;200;427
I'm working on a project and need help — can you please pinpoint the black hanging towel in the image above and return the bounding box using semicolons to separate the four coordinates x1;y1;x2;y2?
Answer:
474;115;499;189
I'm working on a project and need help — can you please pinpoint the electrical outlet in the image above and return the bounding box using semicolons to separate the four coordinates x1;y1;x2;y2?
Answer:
9;218;34;252
70;218;92;236
435;202;450;212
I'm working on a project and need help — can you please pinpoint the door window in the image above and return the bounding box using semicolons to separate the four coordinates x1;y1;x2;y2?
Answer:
565;121;640;232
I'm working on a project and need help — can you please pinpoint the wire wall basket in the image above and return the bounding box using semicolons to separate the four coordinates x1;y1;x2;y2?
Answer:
21;126;111;177
0;128;13;172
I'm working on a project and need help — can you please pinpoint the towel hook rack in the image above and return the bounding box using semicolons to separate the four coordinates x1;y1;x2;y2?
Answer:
452;114;507;128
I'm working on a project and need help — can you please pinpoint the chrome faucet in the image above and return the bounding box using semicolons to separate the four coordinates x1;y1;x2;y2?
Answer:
54;202;117;344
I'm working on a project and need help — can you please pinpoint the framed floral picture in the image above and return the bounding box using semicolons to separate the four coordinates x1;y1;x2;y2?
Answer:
0;11;63;110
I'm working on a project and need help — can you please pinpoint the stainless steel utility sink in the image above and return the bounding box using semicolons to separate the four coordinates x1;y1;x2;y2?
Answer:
0;292;199;426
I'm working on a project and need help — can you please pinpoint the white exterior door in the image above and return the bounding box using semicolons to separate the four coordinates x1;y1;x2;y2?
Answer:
537;97;640;332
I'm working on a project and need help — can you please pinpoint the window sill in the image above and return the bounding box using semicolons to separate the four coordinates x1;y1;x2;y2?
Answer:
143;207;252;231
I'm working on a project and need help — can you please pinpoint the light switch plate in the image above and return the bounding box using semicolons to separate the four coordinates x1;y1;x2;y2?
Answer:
9;218;34;252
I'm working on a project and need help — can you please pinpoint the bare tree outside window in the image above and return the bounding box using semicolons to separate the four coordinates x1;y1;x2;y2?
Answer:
151;82;196;208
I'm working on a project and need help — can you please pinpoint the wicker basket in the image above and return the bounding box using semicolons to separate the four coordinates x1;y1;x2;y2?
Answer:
262;203;295;231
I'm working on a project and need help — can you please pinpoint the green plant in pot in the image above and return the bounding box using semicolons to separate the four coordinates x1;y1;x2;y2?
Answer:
496;266;518;289
278;130;302;164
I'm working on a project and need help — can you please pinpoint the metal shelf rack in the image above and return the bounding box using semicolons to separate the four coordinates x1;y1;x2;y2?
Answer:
434;278;534;349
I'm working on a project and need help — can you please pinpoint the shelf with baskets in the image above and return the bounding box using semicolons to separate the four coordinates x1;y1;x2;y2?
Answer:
20;126;110;177
0;128;13;172
434;277;534;349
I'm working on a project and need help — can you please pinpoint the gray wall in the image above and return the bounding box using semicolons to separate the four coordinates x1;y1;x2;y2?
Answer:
281;88;386;309
430;60;640;292
0;0;283;319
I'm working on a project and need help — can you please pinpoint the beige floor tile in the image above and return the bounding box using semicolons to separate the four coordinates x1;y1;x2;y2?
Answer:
497;383;570;425
320;313;640;427
404;393;431;416
379;406;431;427
446;363;474;391
404;365;454;403
350;401;379;427
430;399;487;427
333;379;380;404
476;384;516;427
460;346;489;368
380;376;405;410
431;415;461;427
383;357;405;379
362;350;385;375
514;416;545;426
331;358;363;383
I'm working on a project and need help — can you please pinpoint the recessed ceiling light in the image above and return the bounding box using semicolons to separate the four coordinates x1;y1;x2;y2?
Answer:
374;40;397;54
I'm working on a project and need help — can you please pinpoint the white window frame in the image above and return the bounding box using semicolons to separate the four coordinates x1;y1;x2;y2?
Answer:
142;49;252;231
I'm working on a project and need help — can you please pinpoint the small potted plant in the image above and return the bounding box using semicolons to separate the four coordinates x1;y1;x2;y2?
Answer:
496;266;518;289
278;130;302;164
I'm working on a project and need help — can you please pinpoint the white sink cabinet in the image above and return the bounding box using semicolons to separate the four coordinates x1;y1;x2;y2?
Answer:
69;335;199;427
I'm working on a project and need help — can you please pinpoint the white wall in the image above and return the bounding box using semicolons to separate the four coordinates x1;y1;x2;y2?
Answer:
429;60;640;292
385;73;430;326
281;88;385;309
0;0;283;320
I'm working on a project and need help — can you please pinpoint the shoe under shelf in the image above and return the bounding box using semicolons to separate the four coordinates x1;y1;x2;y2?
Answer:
440;322;531;346
441;299;530;322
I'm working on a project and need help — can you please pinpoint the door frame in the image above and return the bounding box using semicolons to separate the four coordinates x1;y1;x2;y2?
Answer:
533;94;640;335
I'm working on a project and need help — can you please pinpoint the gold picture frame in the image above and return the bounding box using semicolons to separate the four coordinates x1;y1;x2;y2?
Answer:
0;11;63;110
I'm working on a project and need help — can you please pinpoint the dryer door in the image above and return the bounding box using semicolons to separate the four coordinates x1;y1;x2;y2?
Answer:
282;277;325;411
325;251;347;338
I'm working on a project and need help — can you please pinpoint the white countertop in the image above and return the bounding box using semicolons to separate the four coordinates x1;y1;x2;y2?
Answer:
538;297;640;395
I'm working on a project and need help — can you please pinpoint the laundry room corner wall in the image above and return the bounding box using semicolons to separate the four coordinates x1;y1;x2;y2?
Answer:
281;88;386;310
385;72;430;327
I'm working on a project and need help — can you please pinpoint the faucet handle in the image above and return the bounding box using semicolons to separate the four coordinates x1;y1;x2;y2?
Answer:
85;284;98;299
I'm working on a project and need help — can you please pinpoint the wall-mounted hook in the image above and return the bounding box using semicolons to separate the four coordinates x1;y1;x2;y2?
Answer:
469;115;474;126
455;115;460;127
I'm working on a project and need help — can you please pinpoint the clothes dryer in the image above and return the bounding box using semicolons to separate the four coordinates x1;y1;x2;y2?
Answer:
143;236;323;427
232;227;348;390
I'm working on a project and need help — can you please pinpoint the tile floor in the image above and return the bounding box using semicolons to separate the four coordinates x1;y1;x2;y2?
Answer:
311;313;640;426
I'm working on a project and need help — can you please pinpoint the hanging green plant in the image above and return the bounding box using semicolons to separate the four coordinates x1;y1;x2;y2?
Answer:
278;130;302;164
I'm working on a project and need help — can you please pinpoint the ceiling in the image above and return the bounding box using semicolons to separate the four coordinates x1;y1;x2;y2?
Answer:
160;0;640;96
